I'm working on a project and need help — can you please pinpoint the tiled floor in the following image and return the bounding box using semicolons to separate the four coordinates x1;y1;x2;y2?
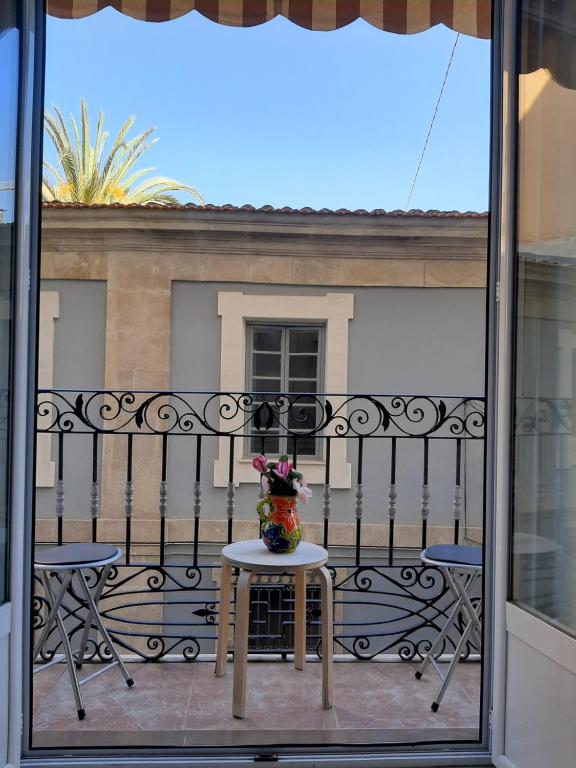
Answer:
32;659;481;749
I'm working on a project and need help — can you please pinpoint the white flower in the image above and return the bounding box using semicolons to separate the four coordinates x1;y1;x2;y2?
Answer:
260;475;271;496
292;479;312;504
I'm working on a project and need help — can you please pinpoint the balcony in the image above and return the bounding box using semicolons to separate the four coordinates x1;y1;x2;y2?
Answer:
32;389;485;749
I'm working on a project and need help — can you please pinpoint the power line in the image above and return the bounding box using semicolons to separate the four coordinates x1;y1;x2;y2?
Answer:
404;33;460;210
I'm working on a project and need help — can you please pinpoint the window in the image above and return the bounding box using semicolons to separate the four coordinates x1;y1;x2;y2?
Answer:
246;323;324;458
214;291;353;488
512;1;576;635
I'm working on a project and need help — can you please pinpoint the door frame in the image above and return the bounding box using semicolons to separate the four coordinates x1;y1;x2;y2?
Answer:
490;1;576;764
14;1;504;765
489;0;518;763
6;0;44;765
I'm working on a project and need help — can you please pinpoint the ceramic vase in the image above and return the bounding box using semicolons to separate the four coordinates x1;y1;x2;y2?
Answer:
257;495;302;553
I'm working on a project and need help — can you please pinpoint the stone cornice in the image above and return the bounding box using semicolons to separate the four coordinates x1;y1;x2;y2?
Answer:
41;207;488;262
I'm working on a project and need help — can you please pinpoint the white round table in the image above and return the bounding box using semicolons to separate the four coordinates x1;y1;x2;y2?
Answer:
215;539;333;719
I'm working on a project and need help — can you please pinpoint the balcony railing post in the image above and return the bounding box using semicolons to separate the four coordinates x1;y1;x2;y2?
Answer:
323;436;331;550
193;434;202;567
355;436;364;567
56;431;64;546
125;433;134;565
453;438;462;544
227;434;235;544
159;433;168;567
421;437;430;550
388;436;397;566
90;432;100;543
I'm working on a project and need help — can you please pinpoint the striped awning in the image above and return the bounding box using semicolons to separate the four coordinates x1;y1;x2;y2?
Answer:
46;0;492;38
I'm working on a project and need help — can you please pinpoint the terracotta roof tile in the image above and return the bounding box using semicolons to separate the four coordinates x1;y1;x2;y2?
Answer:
41;202;488;218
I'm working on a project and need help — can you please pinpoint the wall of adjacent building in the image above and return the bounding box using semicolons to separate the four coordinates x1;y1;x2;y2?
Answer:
35;206;488;550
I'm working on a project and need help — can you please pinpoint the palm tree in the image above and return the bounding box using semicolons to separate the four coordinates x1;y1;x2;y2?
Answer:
42;100;204;205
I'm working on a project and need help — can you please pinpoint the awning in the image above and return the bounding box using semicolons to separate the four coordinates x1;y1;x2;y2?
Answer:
46;0;491;38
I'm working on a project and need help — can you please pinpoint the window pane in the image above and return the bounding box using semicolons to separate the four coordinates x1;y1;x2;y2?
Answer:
287;435;317;457
289;354;318;379
288;406;317;430
253;352;282;377
251;434;279;455
289;329;319;353
512;1;576;633
289;380;318;394
252;378;281;393
0;7;18;606
253;328;282;352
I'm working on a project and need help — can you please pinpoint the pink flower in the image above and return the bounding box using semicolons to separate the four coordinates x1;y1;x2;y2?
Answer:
252;454;268;474
293;479;312;504
273;459;292;481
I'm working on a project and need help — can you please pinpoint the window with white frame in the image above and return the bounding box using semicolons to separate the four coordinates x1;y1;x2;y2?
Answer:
214;291;353;489
246;323;325;458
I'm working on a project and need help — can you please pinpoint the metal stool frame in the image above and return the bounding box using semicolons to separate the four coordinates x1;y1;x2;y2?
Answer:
33;548;134;720
415;549;482;712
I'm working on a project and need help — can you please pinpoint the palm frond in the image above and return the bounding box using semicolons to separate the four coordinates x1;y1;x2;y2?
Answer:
42;101;203;206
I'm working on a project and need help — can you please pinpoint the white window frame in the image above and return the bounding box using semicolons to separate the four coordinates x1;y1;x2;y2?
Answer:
214;292;353;488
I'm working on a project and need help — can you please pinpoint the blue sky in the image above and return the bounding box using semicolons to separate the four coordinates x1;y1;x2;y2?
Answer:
44;9;490;212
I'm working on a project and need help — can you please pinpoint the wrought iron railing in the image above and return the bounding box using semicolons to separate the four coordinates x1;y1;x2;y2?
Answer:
33;390;485;663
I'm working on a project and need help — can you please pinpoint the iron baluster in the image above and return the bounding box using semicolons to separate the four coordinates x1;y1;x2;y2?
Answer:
227;434;235;544
90;432;99;543
159;433;168;567
355;436;364;567
323;436;331;550
454;438;462;544
421;437;430;550
125;433;134;565
193;434;202;567
388;436;397;566
56;432;64;546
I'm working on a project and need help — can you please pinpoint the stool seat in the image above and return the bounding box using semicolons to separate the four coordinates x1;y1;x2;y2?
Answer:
222;539;327;571
421;544;482;569
35;543;121;569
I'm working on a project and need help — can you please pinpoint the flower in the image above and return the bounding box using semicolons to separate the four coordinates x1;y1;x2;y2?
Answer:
260;475;270;495
293;479;312;504
273;459;292;481
252;454;268;474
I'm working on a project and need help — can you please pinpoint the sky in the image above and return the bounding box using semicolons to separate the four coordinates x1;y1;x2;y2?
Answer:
44;9;491;213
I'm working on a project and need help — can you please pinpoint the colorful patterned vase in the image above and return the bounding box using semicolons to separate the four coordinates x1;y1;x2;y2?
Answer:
257;495;302;554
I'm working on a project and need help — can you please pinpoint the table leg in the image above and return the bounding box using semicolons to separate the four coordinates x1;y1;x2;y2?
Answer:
294;570;306;670
215;561;232;677
232;569;253;719
318;566;333;710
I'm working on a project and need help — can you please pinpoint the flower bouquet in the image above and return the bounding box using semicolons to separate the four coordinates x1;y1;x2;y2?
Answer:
252;454;312;553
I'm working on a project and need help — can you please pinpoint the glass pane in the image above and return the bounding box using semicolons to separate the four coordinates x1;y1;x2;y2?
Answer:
250;434;279;455
512;1;576;633
289;354;318;379
252;378;281;393
287;435;317;457
289;329;319;353
288;406;317;431
252;352;282;377
0;4;18;606
253;327;282;352
289;380;318;395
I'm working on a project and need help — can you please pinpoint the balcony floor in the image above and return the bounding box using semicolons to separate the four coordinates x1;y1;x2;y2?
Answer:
32;659;481;749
